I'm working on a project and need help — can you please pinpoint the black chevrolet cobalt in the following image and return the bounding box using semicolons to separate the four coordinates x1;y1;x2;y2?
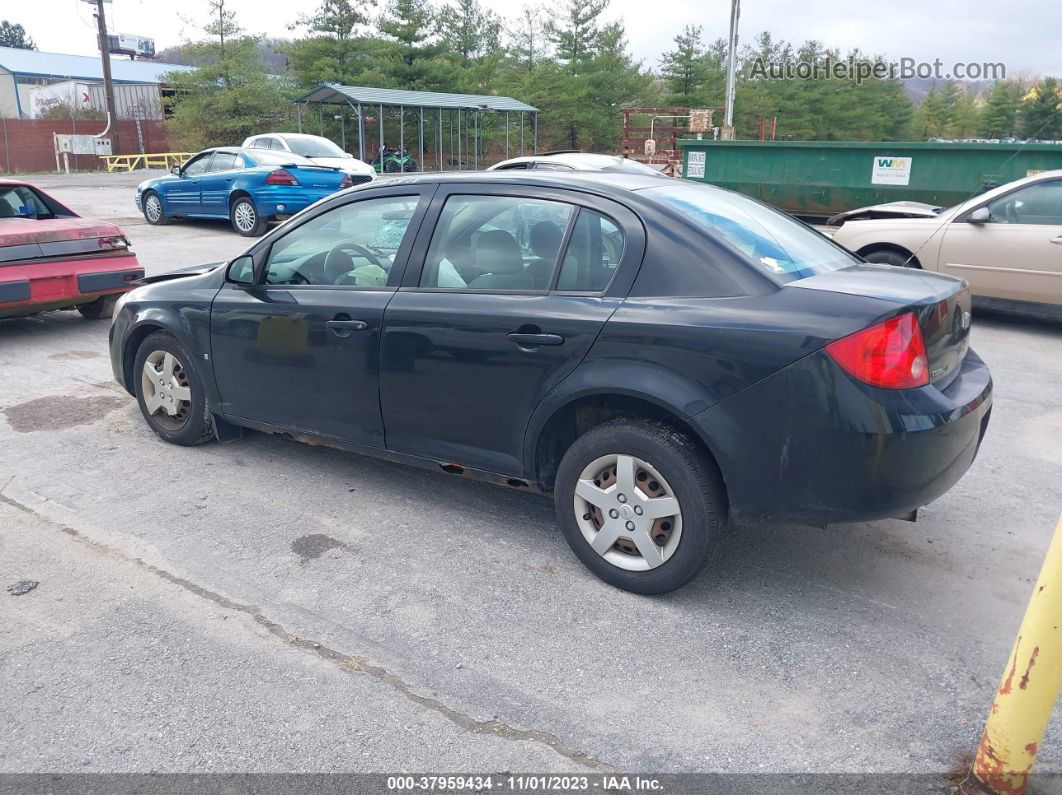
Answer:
109;172;992;593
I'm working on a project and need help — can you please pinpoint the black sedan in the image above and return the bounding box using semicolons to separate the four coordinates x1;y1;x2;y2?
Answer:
109;172;992;594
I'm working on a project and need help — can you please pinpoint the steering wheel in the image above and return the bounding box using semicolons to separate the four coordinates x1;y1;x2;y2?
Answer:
324;241;385;282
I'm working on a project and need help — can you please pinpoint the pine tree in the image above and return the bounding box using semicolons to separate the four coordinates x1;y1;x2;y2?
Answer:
376;0;451;91
1020;77;1062;140
509;5;549;74
0;20;35;50
659;25;708;103
980;80;1023;138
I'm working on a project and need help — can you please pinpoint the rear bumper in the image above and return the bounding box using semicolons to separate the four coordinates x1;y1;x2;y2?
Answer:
0;255;143;318
693;348;993;525
252;187;336;218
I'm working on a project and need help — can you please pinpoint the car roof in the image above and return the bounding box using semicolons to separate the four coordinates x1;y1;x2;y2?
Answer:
361;170;692;201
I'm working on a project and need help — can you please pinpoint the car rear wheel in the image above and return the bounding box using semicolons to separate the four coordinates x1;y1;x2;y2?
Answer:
133;331;214;446
554;419;726;594
864;249;919;268
230;197;267;237
142;191;169;225
77;295;117;319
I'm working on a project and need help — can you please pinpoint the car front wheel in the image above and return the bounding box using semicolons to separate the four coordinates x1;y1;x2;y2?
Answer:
554;419;726;594
142;191;170;225
230;197;267;237
133;331;214;446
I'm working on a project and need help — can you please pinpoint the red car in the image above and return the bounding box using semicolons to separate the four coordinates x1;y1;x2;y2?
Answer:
0;180;143;320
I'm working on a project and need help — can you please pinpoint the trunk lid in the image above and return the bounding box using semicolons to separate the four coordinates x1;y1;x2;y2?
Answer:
790;263;972;388
0;218;127;264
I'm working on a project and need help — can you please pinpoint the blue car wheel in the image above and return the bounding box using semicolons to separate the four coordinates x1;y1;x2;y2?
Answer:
230;196;267;237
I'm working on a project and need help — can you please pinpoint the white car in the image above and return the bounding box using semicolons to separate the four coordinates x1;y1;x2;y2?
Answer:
489;151;665;175
242;133;376;180
829;170;1062;308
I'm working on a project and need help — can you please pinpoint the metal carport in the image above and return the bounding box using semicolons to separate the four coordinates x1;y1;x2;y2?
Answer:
294;83;539;172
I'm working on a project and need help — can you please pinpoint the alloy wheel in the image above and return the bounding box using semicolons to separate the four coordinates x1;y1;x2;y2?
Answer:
573;454;683;571
145;194;162;223
233;201;256;233
141;350;193;430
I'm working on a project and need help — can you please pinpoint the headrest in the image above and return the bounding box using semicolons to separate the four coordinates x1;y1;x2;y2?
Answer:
474;229;523;274
529;221;563;259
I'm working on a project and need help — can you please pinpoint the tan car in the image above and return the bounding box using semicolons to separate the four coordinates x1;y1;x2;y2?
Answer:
829;170;1062;307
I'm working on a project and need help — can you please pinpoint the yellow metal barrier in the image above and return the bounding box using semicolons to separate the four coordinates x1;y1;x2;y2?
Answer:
99;153;194;173
973;513;1062;794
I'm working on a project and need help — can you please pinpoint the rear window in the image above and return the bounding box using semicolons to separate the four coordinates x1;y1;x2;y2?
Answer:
645;183;859;282
0;185;59;220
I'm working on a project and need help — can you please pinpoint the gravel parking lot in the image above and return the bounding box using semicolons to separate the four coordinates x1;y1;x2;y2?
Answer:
1;172;1061;780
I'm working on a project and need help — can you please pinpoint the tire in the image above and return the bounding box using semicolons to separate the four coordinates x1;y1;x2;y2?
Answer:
554;418;726;594
77;295;116;319
230;196;267;237
863;248;919;268
133;331;214;446
142;191;170;225
384;160;401;173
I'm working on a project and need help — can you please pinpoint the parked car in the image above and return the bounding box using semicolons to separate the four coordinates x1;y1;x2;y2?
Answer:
137;147;364;237
242;133;376;179
0;180;142;320
110;172;992;594
829;170;1062;308
489;151;664;175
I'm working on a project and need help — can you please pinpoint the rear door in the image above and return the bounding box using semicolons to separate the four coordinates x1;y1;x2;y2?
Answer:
165;151;213;214
379;184;645;476
198;150;244;217
938;178;1062;303
209;186;434;446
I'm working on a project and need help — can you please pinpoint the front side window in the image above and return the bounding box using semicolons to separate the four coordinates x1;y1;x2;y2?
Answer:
182;152;213;176
264;195;419;287
986;181;1062;225
419;195;575;291
645;183;859;283
556;210;624;292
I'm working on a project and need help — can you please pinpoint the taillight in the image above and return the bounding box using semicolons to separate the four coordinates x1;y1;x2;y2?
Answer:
98;235;129;250
340;174;354;189
265;169;299;186
825;312;928;389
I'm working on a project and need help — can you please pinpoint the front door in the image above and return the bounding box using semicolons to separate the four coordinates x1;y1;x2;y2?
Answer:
198;150;243;217
164;151;212;214
939;178;1062;303
209;188;433;446
380;185;644;476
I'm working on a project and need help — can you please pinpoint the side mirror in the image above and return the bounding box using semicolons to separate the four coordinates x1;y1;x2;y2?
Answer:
968;206;991;224
170;165;182;176
226;255;256;287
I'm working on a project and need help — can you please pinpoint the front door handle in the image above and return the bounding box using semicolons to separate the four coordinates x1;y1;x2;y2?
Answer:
507;332;565;347
1050;235;1062;244
327;319;369;337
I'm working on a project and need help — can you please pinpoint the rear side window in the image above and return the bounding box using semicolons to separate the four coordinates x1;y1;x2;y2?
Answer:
555;210;623;292
210;152;240;172
645;183;858;283
420;195;575;291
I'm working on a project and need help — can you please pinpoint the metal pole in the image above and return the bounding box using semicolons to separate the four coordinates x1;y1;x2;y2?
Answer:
505;111;510;158
357;101;365;161
457;109;462;170
723;0;741;137
533;112;538;153
973;513;1062;795
400;106;404;173
297;103;303;133
419;107;424;172
474;111;479;170
438;108;443;171
520;111;525;155
94;0;121;155
379;103;384;164
340;112;346;151
319;104;324;136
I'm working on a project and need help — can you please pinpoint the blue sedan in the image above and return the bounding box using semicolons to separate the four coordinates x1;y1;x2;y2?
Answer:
136;147;368;237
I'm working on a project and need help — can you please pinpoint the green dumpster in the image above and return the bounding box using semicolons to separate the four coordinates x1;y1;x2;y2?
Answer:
679;139;1062;218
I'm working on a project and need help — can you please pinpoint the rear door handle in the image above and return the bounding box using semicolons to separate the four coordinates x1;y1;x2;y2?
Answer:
507;332;564;347
327;319;369;337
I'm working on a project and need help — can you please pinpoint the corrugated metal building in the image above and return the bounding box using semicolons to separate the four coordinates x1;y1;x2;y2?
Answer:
0;46;193;119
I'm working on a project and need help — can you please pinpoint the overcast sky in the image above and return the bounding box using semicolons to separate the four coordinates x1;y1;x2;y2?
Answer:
14;0;1062;78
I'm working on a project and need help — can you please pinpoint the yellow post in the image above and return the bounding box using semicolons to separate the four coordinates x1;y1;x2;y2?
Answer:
973;514;1062;794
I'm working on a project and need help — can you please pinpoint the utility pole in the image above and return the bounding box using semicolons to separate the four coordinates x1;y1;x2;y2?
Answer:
92;0;121;155
722;0;741;141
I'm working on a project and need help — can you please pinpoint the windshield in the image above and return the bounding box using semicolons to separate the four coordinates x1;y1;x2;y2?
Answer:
285;137;346;158
645;183;859;282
